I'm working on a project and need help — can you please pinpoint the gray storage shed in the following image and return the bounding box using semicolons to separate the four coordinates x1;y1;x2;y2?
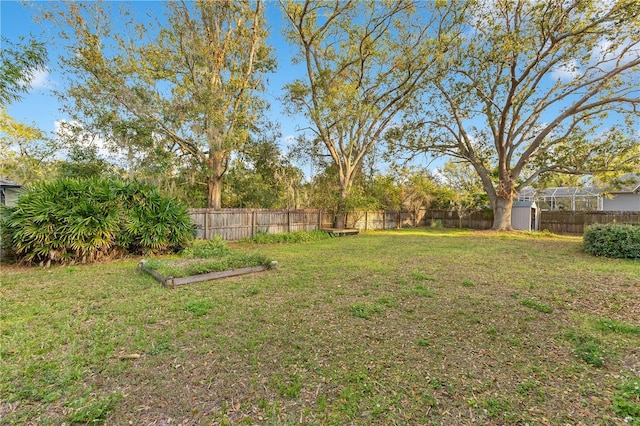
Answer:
0;178;22;207
511;200;539;231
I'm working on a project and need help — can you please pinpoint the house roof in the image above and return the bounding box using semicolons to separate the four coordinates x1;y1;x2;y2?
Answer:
0;178;21;189
512;200;536;208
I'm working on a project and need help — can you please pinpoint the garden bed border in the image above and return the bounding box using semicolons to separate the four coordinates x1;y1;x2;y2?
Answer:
137;260;275;287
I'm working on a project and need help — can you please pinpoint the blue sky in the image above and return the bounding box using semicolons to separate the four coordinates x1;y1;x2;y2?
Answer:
1;0;307;156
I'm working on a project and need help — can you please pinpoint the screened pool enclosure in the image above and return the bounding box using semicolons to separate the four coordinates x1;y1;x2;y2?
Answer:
516;187;603;211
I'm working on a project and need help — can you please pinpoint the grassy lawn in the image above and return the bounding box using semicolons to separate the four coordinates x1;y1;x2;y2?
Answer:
1;228;639;425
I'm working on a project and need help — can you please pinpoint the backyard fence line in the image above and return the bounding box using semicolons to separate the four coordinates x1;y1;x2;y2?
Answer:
188;208;640;240
540;210;640;235
188;208;493;241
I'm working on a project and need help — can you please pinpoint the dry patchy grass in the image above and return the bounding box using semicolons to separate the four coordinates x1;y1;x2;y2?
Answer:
1;228;639;425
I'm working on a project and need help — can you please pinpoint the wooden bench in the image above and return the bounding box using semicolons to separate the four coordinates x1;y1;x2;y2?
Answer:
320;228;360;237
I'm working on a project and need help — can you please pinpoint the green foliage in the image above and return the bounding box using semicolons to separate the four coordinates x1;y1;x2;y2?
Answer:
593;318;640;335
184;300;215;317
243;230;331;244
520;298;553;314
583;223;640;259
56;143;121;180
0;36;47;104
565;332;605;367
613;378;640;424
181;236;231;258
67;393;121;425
1;178;193;265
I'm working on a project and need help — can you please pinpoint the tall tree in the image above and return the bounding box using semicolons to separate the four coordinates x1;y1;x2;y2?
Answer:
391;0;640;230
42;0;275;208
281;0;457;227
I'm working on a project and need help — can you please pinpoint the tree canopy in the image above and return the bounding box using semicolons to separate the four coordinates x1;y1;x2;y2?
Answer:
389;0;640;230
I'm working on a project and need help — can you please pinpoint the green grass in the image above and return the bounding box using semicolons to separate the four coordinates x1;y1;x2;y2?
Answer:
2;228;639;424
520;297;553;314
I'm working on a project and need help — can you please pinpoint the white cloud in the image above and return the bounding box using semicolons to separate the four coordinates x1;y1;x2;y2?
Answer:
29;69;50;90
551;60;580;81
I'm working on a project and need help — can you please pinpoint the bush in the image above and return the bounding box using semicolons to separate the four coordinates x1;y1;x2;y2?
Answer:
1;178;193;265
243;230;331;244
583;223;640;259
181;236;231;258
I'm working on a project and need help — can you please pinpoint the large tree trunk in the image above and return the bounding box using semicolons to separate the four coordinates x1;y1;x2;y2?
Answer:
492;197;513;231
333;186;349;229
207;175;222;209
207;154;225;209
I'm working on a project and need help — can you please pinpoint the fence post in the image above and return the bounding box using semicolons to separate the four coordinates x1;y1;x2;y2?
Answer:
318;210;322;230
365;211;368;231
204;209;209;240
251;210;257;238
287;209;291;233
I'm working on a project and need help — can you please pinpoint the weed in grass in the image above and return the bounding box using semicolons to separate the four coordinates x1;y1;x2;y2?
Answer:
462;279;475;287
486;326;498;336
521;298;553;314
411;271;435;281
273;374;302;399
417;339;430;347
411;284;435;297
67;393;122;424
566;332;605;367
184;300;215;316
244;286;261;297
350;303;384;320
480;397;511;418
516;380;537;396
593;318;640;335
377;296;398;307
147;340;175;356
612;377;640;423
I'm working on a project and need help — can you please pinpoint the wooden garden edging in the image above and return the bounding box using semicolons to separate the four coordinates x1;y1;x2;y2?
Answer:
138;260;277;287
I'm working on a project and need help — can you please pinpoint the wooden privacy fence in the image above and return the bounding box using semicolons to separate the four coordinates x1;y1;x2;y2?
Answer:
540;211;640;235
188;208;496;240
189;208;640;240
